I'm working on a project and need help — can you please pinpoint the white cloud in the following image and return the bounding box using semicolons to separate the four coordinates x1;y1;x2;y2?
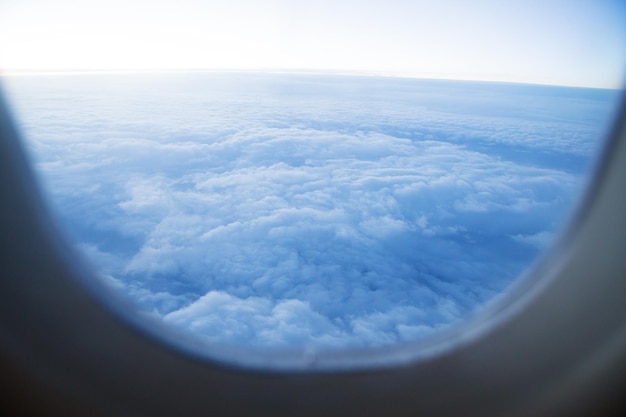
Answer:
4;73;613;348
511;231;556;250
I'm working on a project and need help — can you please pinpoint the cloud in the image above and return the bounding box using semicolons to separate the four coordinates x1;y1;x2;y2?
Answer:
3;73;615;349
511;231;556;250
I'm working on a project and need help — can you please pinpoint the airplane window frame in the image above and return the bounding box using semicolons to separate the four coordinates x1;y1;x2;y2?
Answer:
1;80;626;416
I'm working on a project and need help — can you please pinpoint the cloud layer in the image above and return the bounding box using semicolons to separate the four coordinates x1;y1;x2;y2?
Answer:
4;73;619;348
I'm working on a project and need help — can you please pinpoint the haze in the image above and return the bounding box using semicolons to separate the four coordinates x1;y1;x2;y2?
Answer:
1;0;625;88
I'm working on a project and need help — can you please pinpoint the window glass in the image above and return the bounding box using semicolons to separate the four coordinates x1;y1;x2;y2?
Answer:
1;1;624;350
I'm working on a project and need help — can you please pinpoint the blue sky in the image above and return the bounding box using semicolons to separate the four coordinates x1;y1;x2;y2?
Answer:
0;0;625;88
4;73;620;348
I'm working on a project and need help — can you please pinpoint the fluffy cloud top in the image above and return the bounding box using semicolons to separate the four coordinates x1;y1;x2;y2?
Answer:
4;73;619;349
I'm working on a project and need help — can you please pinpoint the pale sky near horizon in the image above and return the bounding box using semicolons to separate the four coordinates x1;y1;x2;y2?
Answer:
0;0;624;88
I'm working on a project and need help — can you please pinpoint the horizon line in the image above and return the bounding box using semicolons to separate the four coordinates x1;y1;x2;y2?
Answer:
0;67;622;90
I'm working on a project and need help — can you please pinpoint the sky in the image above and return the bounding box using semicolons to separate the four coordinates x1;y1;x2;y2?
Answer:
0;0;625;88
3;73;620;349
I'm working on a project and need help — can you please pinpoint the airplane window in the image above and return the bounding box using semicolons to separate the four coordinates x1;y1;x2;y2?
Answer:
0;1;624;358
